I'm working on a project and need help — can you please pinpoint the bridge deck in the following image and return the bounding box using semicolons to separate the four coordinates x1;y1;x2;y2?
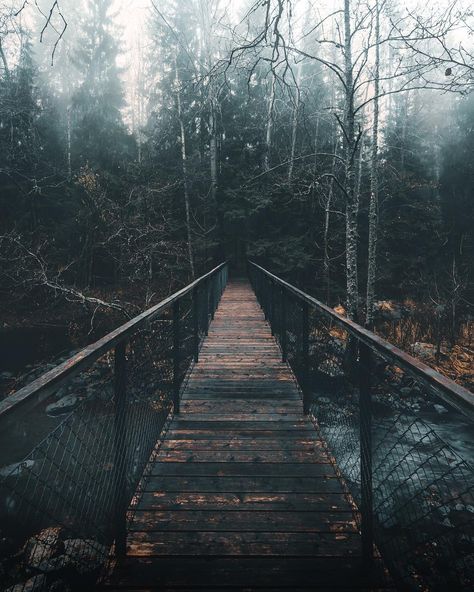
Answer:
105;279;391;590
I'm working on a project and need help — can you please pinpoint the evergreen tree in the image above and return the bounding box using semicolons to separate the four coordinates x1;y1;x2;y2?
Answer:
378;93;442;297
71;0;134;172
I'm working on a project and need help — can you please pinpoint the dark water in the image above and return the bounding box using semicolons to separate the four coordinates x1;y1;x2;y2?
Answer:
0;325;75;402
0;325;73;372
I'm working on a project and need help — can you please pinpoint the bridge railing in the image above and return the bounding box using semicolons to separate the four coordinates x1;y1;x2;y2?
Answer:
0;262;228;591
248;261;474;591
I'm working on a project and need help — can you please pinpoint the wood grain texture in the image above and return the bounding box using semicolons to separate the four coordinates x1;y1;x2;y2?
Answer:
103;279;391;590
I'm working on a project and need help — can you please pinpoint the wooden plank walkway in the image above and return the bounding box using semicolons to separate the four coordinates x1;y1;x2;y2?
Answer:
105;279;392;591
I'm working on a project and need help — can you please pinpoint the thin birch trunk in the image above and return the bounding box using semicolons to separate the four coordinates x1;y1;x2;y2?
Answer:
209;97;218;205
66;106;72;180
0;38;10;79
343;0;359;321
175;59;195;278
324;138;338;303
263;71;276;172
366;0;380;328
288;62;302;186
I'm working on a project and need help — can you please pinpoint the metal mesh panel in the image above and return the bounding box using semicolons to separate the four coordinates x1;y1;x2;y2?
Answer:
368;349;474;591
248;262;474;591
0;355;119;590
0;265;227;592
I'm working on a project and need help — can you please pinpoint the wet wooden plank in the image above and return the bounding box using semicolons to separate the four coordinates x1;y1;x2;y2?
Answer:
169;420;310;430
129;510;357;532
105;557;390;589
166;428;317;438
154;450;330;463
127;531;361;556
171;413;305;421
143;476;344;494
160;438;324;451
150;461;334;475
137;492;351;511
180;401;302;413
181;392;300;400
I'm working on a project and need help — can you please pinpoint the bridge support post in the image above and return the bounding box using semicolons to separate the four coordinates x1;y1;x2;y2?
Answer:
205;279;210;336
113;341;127;563
193;286;199;363
359;341;373;566
270;280;275;335
262;277;268;320
281;288;287;362
173;300;181;414
211;277;217;320
302;301;310;414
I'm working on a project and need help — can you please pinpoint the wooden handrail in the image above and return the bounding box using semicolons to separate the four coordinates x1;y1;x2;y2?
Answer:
248;261;474;419
0;262;227;423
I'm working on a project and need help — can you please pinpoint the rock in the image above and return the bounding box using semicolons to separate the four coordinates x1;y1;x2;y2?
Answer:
23;527;63;568
5;575;46;592
399;387;411;397
317;359;344;378
61;539;107;574
433;403;449;414
0;460;35;479
53;387;68;401
328;338;345;355
86;383;113;403
48;581;71;592
46;395;81;416
412;342;436;359
317;396;330;404
412;342;449;360
40;538;107;575
374;300;403;321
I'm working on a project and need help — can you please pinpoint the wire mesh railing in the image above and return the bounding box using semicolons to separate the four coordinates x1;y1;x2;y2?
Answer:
248;261;474;591
0;262;228;592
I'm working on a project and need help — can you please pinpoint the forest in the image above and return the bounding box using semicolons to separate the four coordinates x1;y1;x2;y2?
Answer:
1;3;474;592
0;0;473;390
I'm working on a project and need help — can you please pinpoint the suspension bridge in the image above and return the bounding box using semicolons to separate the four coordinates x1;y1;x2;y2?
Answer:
0;262;473;591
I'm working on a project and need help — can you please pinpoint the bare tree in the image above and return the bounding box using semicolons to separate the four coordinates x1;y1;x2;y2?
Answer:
366;0;381;328
175;57;196;278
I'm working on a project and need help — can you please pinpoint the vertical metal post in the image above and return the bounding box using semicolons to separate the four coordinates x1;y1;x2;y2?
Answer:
281;288;287;362
270;280;275;335
113;341;127;562
211;276;216;320
193;286;199;363
302;301;310;414
263;277;268;320
205;279;210;336
359;341;373;565
173;300;181;414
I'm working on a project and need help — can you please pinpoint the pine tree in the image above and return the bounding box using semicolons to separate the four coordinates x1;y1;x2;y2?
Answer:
71;0;133;172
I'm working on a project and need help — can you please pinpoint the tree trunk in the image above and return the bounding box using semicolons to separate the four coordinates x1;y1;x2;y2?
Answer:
288;62;302;186
343;0;359;321
209;97;218;206
66;106;72;180
366;0;380;328
0;38;10;79
263;71;276;172
324;139;338;303
175;59;195;278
